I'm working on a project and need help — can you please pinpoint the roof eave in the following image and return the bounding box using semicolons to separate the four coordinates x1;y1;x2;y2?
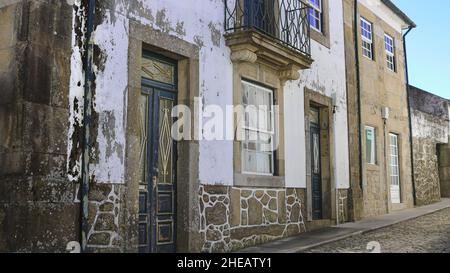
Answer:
380;0;417;28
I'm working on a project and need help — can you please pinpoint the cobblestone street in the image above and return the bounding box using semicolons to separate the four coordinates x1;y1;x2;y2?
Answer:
306;208;450;253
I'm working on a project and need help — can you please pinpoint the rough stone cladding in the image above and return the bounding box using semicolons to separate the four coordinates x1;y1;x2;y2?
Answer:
198;185;350;252
199;185;307;252
409;86;450;205
0;1;79;252
440;138;450;198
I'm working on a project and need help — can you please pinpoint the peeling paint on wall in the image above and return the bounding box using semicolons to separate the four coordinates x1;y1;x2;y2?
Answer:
68;0;349;188
67;1;87;182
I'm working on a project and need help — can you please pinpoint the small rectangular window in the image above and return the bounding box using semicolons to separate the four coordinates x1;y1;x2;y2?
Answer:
241;81;275;176
360;17;374;60
308;0;323;32
365;126;376;164
384;34;396;71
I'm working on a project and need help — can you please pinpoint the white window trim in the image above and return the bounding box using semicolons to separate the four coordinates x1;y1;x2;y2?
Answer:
309;0;323;33
360;17;373;60
389;133;401;203
241;80;276;177
384;34;396;72
365;126;376;165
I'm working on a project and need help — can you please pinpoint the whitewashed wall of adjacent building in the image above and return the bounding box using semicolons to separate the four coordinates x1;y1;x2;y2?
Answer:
68;0;350;189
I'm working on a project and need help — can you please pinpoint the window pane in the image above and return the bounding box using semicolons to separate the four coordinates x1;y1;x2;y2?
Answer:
241;81;275;175
365;127;375;164
308;0;322;32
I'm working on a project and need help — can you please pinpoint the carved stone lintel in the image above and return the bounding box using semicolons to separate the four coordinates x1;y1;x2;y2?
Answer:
230;49;258;63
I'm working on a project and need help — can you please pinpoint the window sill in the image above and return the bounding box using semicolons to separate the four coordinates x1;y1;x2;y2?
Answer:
234;173;285;188
310;28;330;49
362;54;374;62
366;163;380;171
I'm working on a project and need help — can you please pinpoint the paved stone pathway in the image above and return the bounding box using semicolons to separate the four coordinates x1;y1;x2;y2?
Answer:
305;208;450;253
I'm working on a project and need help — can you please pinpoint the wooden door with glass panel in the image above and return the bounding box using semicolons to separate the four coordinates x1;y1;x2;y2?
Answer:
139;53;177;253
310;106;323;220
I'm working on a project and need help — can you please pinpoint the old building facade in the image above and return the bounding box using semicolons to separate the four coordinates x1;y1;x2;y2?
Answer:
3;0;443;254
439;102;450;198
344;0;416;219
409;86;450;205
0;0;351;252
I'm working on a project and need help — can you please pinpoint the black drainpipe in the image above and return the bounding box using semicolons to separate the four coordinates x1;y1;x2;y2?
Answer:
403;26;416;206
81;0;96;253
353;0;363;190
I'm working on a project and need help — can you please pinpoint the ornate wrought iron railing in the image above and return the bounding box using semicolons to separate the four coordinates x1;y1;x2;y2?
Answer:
225;0;311;57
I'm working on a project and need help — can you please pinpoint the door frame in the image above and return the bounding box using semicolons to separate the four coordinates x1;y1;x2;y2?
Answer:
140;52;178;253
310;107;323;220
304;88;335;222
388;133;401;204
127;22;201;252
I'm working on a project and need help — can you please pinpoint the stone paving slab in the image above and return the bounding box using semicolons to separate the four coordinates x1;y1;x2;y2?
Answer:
238;198;450;253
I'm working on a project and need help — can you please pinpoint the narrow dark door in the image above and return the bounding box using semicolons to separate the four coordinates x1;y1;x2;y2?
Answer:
139;54;177;253
310;107;323;220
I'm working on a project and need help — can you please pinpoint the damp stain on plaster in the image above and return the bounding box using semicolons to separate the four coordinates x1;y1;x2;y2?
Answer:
156;9;172;33
208;22;221;47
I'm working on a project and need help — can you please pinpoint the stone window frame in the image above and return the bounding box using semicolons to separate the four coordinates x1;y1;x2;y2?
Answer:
232;61;286;188
240;80;276;177
309;0;330;49
127;21;200;252
384;33;396;72
364;123;381;174
365;125;377;165
360;16;375;61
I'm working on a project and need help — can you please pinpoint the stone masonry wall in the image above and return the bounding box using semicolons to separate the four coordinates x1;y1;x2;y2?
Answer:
410;86;449;206
413;137;441;206
440;137;450;198
198;185;306;252
0;1;79;252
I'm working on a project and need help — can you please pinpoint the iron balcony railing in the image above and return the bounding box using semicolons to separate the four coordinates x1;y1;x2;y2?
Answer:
225;0;311;57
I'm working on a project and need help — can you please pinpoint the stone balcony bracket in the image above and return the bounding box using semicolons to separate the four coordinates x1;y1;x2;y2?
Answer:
225;30;313;83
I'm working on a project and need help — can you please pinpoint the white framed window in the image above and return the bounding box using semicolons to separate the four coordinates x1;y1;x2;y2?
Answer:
365;126;376;164
384;34;396;71
360;17;374;60
308;0;322;32
241;80;275;176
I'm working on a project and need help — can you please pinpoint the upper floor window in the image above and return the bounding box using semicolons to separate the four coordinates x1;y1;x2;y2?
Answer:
308;0;323;32
384;34;396;72
244;0;276;36
241;80;275;176
360;17;374;60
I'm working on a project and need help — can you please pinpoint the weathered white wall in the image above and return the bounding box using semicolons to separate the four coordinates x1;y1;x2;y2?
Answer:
68;0;350;189
285;0;350;189
68;0;234;185
135;0;235;185
68;1;130;184
412;110;449;144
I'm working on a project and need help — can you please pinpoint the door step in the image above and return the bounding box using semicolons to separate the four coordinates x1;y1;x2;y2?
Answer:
305;219;335;232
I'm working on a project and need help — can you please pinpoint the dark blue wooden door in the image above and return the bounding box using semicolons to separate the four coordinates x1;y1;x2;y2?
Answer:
139;54;177;253
310;108;323;220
